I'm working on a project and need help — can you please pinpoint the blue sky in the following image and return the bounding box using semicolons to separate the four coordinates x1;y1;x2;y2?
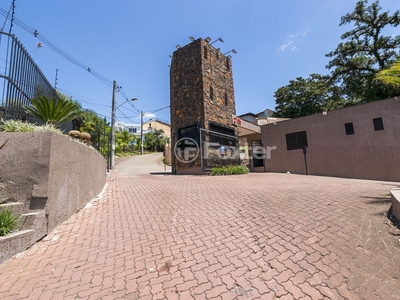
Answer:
0;0;398;124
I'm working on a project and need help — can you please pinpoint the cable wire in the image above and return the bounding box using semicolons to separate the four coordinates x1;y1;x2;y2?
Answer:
0;6;113;87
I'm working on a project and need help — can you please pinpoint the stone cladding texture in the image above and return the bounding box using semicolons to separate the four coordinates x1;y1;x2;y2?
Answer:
170;38;236;172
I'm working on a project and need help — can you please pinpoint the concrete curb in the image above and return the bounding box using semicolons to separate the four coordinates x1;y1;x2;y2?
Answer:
391;188;400;222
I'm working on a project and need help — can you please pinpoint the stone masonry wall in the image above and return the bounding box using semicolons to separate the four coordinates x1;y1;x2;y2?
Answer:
170;38;236;174
200;39;236;129
170;39;204;172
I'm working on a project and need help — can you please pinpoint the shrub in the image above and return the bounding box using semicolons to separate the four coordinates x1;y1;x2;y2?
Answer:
0;207;19;236
68;130;81;139
0;119;62;134
210;165;249;176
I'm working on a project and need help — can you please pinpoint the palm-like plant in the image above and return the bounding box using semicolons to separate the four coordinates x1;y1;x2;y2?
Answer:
23;95;81;126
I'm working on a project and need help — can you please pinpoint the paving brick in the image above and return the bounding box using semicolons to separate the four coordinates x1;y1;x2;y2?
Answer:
274;266;295;283
298;281;324;299
290;270;311;286
264;278;288;298
191;282;213;295
0;167;399;299
205;284;228;298
281;280;306;299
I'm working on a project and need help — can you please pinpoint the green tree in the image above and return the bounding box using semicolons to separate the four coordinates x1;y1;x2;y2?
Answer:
375;58;400;87
274;74;345;118
23;95;80;126
326;0;400;102
80;109;109;134
115;130;138;154
274;0;400;118
144;129;168;152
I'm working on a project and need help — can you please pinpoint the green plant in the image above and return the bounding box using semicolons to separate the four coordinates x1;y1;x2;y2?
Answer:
23;95;80;126
0;207;19;236
0;118;62;133
210;165;249;176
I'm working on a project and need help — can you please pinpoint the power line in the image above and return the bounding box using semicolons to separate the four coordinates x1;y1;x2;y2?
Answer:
0;6;113;87
150;105;170;113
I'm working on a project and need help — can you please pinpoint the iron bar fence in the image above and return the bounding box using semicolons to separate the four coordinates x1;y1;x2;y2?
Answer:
91;131;111;171
0;31;57;122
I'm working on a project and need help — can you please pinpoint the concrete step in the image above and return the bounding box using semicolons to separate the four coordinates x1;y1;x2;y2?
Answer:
0;229;35;264
0;202;24;216
20;211;47;232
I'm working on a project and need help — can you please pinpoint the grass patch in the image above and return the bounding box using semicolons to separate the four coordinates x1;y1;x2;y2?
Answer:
210;165;249;176
0;207;19;236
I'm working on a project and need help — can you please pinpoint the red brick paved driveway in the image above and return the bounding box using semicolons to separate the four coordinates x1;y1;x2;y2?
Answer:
0;163;399;299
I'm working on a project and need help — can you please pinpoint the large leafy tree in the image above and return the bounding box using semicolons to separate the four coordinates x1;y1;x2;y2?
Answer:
275;74;345;118
326;0;400;102
23;95;81;126
274;0;400;118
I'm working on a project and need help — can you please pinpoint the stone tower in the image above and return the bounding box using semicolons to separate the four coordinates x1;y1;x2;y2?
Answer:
170;38;237;174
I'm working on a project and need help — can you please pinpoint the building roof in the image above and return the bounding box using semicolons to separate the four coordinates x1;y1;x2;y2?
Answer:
144;119;170;127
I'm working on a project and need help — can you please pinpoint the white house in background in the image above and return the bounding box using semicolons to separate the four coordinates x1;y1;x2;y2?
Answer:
115;122;151;138
238;109;290;126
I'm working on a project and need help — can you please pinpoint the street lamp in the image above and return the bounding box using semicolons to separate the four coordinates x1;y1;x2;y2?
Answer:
140;110;144;155
110;80;137;169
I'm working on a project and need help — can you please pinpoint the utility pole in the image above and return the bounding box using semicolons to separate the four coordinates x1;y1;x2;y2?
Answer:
140;110;144;155
110;80;117;169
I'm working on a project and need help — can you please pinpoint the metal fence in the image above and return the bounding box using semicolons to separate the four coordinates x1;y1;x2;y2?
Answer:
91;131;111;171
200;128;240;170
0;31;56;122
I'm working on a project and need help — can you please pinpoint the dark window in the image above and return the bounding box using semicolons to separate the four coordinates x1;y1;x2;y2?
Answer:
216;52;219;59
209;123;235;146
204;46;208;59
224;93;228;106
345;122;354;135
210;86;214;100
251;140;264;167
373;117;384;131
286;131;308;151
178;125;200;147
226;58;230;70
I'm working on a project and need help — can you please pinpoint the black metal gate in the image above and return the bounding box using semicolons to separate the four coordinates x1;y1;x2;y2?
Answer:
91;131;111;171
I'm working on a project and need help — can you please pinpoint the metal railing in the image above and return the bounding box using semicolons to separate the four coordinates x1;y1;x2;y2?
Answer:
0;32;56;122
91;131;111;171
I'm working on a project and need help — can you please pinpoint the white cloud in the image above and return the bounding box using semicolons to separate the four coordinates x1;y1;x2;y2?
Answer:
143;112;157;119
278;29;309;53
143;112;157;120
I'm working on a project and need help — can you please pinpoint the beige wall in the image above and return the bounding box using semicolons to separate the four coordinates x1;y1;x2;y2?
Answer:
240;133;265;172
143;121;171;139
0;132;106;232
261;97;400;182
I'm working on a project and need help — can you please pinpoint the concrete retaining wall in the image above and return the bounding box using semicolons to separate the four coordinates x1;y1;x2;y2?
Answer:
0;132;106;262
391;188;400;223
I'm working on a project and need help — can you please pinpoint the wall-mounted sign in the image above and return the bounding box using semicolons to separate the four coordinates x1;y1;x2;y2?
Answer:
232;115;242;126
